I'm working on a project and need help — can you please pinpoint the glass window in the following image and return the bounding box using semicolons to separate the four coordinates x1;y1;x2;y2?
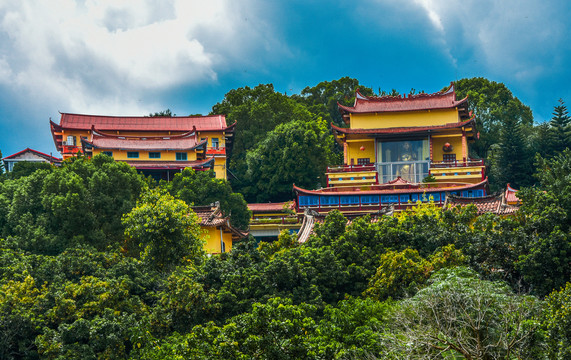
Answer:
361;195;379;204
378;139;429;163
320;196;339;205
381;195;399;203
212;138;219;149
299;195;319;207
176;152;187;161
127;152;139;158
340;195;360;205
101;151;113;157
149;152;161;159
400;194;410;203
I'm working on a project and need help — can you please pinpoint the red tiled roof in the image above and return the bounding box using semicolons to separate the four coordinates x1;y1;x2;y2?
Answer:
248;202;295;213
122;157;214;170
445;193;519;215
83;130;206;151
2;148;62;162
387;176;413;185
505;183;520;204
293;178;488;196
58;112;230;132
331;117;475;135
193;205;249;239
338;84;469;115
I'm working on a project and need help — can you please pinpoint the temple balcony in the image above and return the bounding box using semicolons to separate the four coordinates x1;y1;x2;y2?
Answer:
206;147;226;155
326;164;378;187
326;159;485;186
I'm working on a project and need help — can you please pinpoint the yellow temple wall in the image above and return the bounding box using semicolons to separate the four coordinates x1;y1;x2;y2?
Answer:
202;226;233;254
346;139;376;165
213;157;227;179
431;135;463;161
92;148;198;161
350;109;459;129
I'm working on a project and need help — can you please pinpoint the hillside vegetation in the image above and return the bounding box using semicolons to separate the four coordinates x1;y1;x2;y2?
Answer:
0;77;570;359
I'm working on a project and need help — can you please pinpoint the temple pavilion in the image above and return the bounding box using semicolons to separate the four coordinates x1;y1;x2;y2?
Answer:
294;83;488;215
50;113;235;180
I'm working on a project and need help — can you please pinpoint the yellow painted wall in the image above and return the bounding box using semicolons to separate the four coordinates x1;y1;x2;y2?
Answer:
213;157;226;179
202;226;233;254
350;109;459;129
92;148;198;161
432;135;463;162
197;131;226;148
346;139;376;165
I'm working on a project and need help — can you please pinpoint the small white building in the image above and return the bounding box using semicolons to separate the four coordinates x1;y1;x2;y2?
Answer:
2;148;62;172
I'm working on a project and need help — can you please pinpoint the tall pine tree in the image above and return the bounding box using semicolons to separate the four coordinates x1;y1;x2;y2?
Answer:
497;110;532;189
549;99;570;154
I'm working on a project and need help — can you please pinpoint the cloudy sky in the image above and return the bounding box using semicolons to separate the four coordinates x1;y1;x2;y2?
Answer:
1;0;569;158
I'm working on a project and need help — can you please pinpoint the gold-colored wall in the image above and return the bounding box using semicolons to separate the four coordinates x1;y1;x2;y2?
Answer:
92;148;198;162
202;226;233;254
350;109;459;129
431;135;463;162
346;139;376;165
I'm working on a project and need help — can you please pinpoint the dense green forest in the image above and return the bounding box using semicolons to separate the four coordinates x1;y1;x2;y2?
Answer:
0;77;570;359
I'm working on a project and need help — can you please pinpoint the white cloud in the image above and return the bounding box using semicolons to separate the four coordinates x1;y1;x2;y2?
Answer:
407;0;565;83
0;0;282;115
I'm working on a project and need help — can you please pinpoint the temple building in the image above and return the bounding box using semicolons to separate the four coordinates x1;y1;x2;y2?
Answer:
193;203;248;254
2;148;61;172
294;83;488;215
50;113;235;180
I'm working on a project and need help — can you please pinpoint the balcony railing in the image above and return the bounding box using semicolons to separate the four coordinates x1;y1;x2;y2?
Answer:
430;159;484;168
327;164;376;173
206;147;226;155
326;159;485;186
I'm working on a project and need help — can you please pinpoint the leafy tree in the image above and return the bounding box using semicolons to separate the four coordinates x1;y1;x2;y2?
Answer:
365;245;465;301
454;77;533;160
496;112;533;189
148;109;175;117
122;188;204;271
387;267;542;359
242;116;333;202
0;155;145;254
7;161;53;180
165;168;250;230
549;98;571;154
543;282;571;359
292;77;374;128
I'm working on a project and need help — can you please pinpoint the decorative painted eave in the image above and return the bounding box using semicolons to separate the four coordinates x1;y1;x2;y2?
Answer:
330;117;475;136
337;83;469;115
121;157;215;170
81;129;208;152
293;177;489;196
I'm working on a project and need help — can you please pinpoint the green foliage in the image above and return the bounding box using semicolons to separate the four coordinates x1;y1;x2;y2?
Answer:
387;267;543;359
364;245;466;301
454;77;533;159
549;98;571;154
148;109;174;117
543;283;571;359
122;188;204;271
165;168;250;230
292;76;374;128
0;154;145;254
7;161;54;180
243;116;333;202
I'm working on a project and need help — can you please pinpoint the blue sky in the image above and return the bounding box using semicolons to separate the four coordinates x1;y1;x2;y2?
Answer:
1;0;570;158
